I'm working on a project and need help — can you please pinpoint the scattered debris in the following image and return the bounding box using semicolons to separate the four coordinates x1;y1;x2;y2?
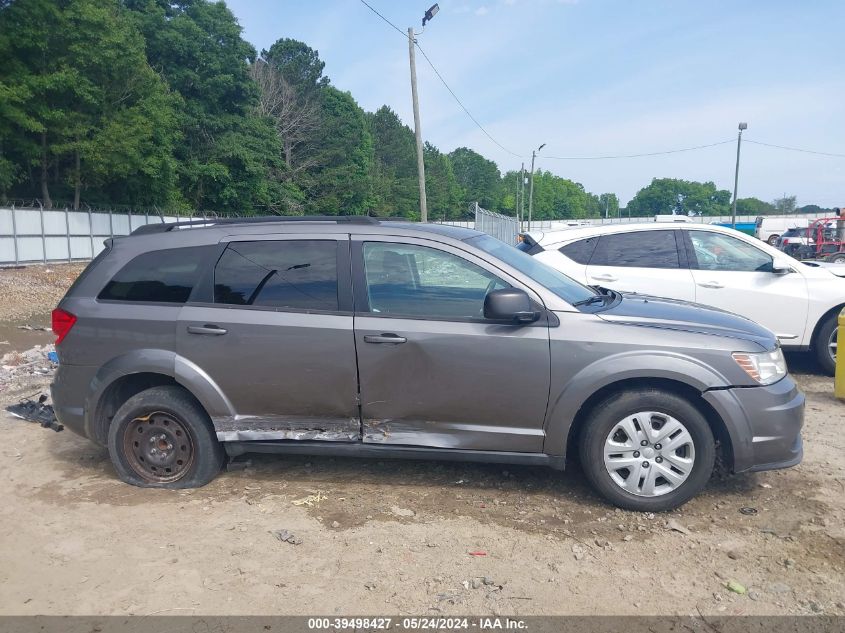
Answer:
725;580;747;595
364;581;376;590
291;491;327;507
270;529;302;545
5;394;63;432
468;551;487;557
16;325;49;331
739;506;758;515
330;520;340;528
666;519;691;535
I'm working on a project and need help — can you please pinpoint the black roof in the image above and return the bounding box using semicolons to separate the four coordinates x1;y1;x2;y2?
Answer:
130;215;482;240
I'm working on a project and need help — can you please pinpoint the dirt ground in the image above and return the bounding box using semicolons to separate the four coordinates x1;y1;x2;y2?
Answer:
0;263;843;617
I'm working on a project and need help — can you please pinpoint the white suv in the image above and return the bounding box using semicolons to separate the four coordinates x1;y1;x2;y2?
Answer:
522;223;844;374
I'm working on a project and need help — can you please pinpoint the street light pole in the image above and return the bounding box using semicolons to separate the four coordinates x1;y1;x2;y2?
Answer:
731;122;748;229
519;162;525;229
408;27;427;223
527;144;545;232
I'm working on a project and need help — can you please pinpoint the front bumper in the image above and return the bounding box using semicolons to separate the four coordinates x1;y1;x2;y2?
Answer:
702;375;804;474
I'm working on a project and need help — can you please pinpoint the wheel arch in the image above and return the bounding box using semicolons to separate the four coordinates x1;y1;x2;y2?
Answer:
561;377;734;472
84;349;234;445
810;302;844;350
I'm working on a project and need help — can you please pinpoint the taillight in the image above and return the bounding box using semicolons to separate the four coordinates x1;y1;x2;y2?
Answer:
51;308;77;345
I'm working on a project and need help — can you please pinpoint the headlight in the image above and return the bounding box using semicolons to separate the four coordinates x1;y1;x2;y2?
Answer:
732;348;787;385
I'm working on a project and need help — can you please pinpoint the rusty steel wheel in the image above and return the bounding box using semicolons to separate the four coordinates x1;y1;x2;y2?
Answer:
122;411;195;484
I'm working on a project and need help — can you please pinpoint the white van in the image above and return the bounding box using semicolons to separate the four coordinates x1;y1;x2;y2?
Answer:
654;214;696;223
754;216;809;245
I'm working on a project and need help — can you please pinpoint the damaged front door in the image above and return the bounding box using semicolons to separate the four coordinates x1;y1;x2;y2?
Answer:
352;237;551;452
177;234;360;441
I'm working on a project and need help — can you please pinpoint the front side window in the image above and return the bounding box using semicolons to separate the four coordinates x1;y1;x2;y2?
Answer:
363;242;508;319
688;231;772;272
214;240;338;310
590;231;680;269
98;246;208;303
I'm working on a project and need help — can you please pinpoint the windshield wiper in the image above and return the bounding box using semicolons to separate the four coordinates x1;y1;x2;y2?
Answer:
572;294;608;307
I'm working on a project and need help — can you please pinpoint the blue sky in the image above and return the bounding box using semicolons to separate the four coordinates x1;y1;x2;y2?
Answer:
225;0;844;207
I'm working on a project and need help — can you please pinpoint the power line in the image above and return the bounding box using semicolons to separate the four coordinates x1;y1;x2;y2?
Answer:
414;42;524;158
358;0;524;159
358;0;406;38
543;139;736;160
744;139;845;158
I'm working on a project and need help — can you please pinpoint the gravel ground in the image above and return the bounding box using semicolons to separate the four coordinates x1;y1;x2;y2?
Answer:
0;263;87;322
0;263;843;617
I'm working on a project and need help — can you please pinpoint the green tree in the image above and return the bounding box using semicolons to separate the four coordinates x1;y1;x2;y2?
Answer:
627;178;731;217
598;193;620;218
448;147;501;210
367;106;418;217
126;0;283;214
735;197;776;216
773;195;797;215
424;142;462;221
0;0;179;208
307;87;373;215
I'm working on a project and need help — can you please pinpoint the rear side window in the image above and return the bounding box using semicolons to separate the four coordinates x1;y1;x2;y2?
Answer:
560;237;598;264
98;246;207;303
214;240;338;311
589;231;680;269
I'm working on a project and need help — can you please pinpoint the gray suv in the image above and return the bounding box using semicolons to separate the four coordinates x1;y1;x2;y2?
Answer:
50;217;804;511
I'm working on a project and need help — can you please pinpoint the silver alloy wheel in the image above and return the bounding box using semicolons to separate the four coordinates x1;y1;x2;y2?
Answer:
829;326;838;364
603;411;696;497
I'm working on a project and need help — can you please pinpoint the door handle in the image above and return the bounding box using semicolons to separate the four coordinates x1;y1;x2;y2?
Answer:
187;324;228;336
591;274;617;282
697;281;724;289
364;334;407;344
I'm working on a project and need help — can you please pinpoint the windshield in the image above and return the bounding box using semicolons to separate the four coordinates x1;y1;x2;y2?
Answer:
465;234;597;306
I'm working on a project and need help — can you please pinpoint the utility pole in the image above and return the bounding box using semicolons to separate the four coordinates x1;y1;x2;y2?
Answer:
408;27;427;223
519;162;525;229
731;122;748;229
527;144;545;232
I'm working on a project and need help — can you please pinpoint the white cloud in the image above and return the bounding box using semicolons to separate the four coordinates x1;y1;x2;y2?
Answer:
475;6;490;16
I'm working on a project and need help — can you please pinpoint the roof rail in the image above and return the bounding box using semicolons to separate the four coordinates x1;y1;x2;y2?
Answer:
130;215;380;236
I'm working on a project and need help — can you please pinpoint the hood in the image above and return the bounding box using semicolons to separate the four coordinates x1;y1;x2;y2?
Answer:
596;292;777;351
802;261;845;278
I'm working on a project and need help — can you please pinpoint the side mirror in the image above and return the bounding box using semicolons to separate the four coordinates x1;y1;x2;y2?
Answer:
772;257;793;275
484;288;540;324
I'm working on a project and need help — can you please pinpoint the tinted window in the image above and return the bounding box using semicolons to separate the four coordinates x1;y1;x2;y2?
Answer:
363;242;508;319
465;234;597;305
214;240;338;310
688;231;772;272
560;237;598;264
590;231;680;268
98;246;207;303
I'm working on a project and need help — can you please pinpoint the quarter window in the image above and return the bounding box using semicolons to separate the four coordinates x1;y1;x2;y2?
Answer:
590;231;680;269
687;231;772;272
98;246;209;303
362;242;509;319
560;237;599;264
214;240;339;310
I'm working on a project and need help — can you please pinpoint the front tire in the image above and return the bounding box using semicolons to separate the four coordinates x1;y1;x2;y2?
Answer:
578;389;715;512
814;313;838;376
107;385;224;488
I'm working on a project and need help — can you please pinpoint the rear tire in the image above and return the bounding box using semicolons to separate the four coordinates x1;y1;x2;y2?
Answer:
578;388;715;512
814;313;838;376
107;385;224;488
767;234;780;246
826;252;845;264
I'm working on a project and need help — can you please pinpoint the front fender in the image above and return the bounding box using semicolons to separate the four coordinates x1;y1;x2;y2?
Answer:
542;350;734;456
84;349;234;440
